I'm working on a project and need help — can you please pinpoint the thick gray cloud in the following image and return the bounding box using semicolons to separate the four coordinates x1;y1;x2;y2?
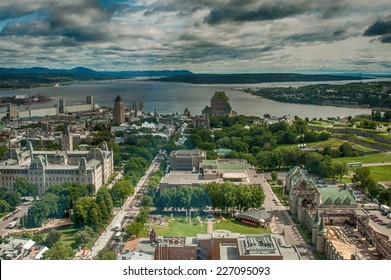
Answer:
205;1;311;24
364;17;391;36
0;1;121;43
363;16;391;43
0;0;390;72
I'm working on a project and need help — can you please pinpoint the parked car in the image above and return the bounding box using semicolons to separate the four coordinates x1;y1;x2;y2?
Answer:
374;219;382;222
379;221;387;226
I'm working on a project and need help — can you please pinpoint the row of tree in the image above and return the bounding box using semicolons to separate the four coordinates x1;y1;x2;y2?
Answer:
72;187;113;229
154;182;265;213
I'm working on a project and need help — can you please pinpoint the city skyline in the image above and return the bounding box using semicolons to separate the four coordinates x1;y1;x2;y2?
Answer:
0;0;390;73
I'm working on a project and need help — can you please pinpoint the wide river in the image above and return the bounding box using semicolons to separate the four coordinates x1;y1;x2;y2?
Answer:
0;79;383;119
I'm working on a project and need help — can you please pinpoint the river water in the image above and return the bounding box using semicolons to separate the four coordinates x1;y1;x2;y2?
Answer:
0;79;381;119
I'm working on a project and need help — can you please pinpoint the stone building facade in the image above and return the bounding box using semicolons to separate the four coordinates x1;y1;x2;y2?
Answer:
286;166;391;260
0;130;113;195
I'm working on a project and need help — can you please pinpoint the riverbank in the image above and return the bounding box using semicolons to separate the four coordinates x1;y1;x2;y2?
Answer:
248;81;391;109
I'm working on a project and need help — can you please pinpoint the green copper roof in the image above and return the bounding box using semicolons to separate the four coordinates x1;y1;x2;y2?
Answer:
318;187;357;205
313;210;320;225
317;216;326;233
211;91;229;101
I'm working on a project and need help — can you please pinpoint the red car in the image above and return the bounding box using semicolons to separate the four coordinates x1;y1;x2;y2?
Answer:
374;219;382;222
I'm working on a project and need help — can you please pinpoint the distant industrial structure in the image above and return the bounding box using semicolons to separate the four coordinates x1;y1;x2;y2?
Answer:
1;96;96;119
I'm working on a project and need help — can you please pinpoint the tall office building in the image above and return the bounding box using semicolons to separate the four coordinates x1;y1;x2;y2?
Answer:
113;95;125;124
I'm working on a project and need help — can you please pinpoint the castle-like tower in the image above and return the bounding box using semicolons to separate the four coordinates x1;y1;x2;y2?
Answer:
61;124;73;151
113;95;125;124
316;216;327;254
202;91;236;117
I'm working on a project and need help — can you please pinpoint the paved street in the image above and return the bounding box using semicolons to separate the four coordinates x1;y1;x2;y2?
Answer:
259;176;315;260
0;204;30;237
79;157;159;259
107;171;123;189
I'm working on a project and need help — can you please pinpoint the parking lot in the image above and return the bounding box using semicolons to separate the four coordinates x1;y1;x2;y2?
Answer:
367;209;391;239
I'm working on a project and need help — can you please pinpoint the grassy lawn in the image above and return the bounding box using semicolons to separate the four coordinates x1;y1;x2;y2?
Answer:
149;214;271;236
274;138;344;151
333;153;391;164
274;138;374;152
339;175;352;184
271;186;290;206
59;227;79;248
213;215;271;234
362;166;391;182
40;226;100;249
151;216;207;237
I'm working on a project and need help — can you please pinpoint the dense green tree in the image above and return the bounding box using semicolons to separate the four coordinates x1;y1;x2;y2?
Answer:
140;195;154;207
87;202;102;227
198;142;217;151
271;171;278;182
0;200;10;213
25;193;59;227
13;177;38;197
249;187;265;209
339;142;358;157
352;167;377;192
231;140;249;153
110;180;134;205
3;191;22;209
42;242;74;260
72;202;87;226
45;229;62;247
94;248;117;260
125;222;143;237
75;226;95;246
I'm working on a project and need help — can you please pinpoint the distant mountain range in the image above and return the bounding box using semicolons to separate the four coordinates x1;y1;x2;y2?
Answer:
0;67;389;90
0;67;193;78
154;73;373;84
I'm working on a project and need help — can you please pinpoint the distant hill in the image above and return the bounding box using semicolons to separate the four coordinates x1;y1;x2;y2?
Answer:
0;67;193;89
0;67;193;78
154;73;372;84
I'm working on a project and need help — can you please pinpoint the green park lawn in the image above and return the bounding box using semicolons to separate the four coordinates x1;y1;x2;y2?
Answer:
359;165;391;182
40;226;100;249
274;138;374;152
59;227;79;248
212;215;271;234
149;214;271;237
151;216;207;237
334;153;391;164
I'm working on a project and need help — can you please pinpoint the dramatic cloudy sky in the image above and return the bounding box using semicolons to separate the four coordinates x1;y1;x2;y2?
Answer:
0;0;390;73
